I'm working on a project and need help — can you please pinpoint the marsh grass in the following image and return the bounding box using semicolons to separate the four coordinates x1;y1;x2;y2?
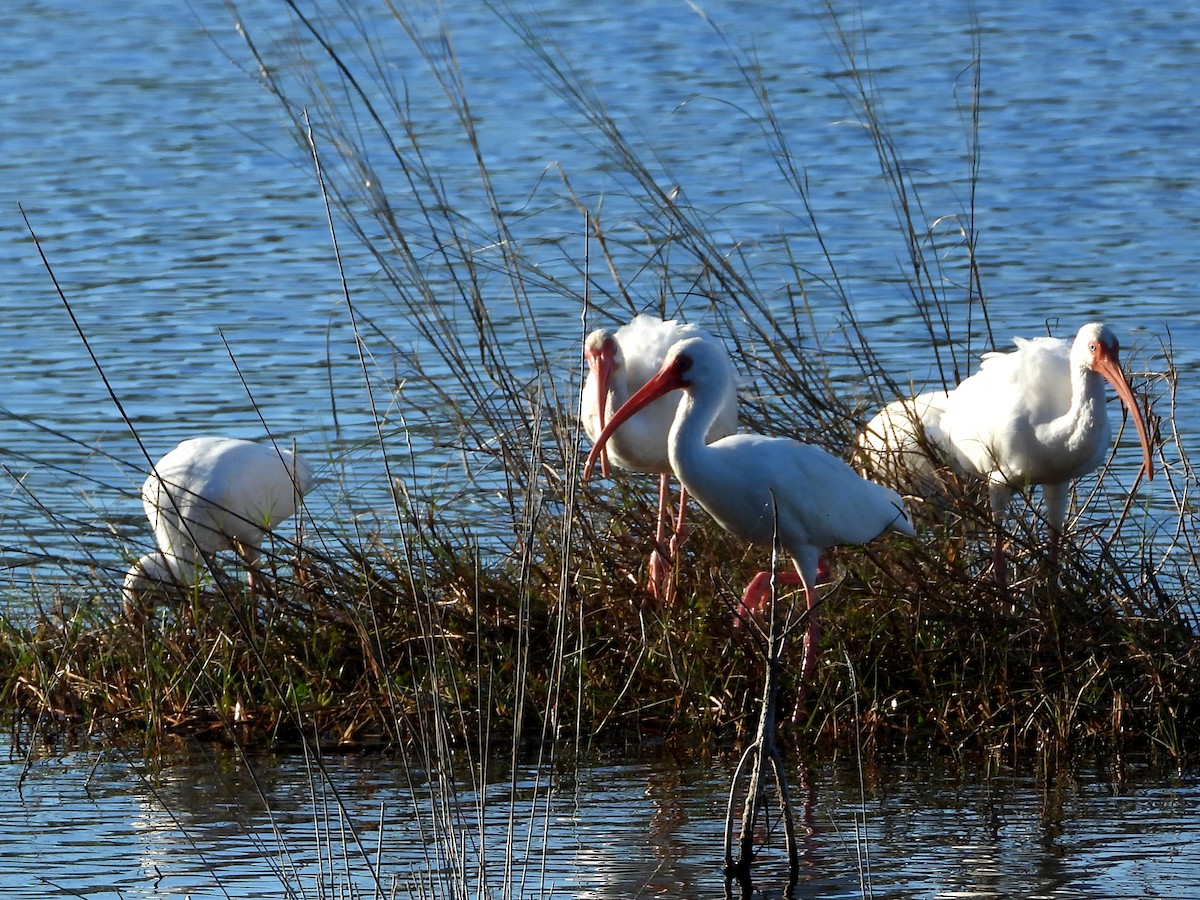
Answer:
5;10;1200;895
5;0;1200;784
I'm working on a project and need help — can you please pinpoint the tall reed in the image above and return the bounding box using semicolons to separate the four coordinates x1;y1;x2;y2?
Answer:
3;9;1199;895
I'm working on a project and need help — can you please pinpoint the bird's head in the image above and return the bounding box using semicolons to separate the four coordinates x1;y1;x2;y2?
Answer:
584;329;620;477
121;551;181;619
583;338;702;481
1075;322;1155;481
1075;323;1120;369
583;329;620;379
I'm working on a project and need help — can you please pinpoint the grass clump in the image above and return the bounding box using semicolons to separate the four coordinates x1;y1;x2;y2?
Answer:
3;1;1199;773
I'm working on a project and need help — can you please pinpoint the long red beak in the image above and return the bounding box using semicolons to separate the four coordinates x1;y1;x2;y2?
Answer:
585;338;618;478
583;354;689;481
1093;340;1155;481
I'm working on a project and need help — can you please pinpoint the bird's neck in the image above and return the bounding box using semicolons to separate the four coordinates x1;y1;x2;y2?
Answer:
667;388;719;480
1043;367;1107;454
604;367;630;417
124;551;181;596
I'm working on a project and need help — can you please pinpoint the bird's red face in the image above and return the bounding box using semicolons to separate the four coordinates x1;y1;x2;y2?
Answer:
583;350;692;481
1088;337;1155;481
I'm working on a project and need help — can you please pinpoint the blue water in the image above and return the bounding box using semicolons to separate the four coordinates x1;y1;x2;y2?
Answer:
5;738;1200;899
2;0;1196;579
2;0;1200;895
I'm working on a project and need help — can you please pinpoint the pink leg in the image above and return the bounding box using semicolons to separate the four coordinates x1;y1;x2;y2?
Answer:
656;485;692;607
798;581;821;685
989;484;1014;589
646;473;673;605
791;580;822;722
734;563;825;720
669;486;690;556
734;570;803;628
734;560;829;628
729;557;829;722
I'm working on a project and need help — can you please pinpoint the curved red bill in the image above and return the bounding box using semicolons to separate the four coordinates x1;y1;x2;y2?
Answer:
584;337;618;478
1092;340;1154;481
583;353;689;480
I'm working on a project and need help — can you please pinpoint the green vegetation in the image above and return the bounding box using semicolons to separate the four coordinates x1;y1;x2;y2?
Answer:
3;2;1198;771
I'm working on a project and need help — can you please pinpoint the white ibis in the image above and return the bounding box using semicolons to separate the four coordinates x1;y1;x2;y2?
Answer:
584;336;914;690
931;322;1153;583
123;437;314;612
856;389;952;496
581;314;739;604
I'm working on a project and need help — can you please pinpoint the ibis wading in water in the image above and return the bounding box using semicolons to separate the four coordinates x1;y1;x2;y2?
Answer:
123;437;314;613
584;336;914;691
581;314;739;604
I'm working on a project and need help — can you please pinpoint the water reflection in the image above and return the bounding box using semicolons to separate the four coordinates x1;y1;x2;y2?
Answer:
3;739;1198;898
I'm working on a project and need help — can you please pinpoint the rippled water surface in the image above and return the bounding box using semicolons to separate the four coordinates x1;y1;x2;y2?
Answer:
2;0;1198;582
3;0;1200;895
5;739;1199;899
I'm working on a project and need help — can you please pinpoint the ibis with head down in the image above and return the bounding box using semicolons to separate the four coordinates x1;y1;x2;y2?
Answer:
123;436;314;614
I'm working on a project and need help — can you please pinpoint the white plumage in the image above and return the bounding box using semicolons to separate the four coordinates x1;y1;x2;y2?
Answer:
581;314;739;603
940;323;1153;580
581;314;738;473
123;437;314;606
856;389;952;495
859;323;1154;582
585;336;914;688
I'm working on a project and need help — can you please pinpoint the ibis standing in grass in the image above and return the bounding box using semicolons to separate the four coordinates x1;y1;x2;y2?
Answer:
581;314;739;604
936;322;1155;583
584;336;915;690
860;323;1155;584
123;436;314;614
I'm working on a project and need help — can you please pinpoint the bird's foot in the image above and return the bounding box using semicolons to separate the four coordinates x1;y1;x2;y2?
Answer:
644;548;676;608
734;570;802;628
733;561;830;629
